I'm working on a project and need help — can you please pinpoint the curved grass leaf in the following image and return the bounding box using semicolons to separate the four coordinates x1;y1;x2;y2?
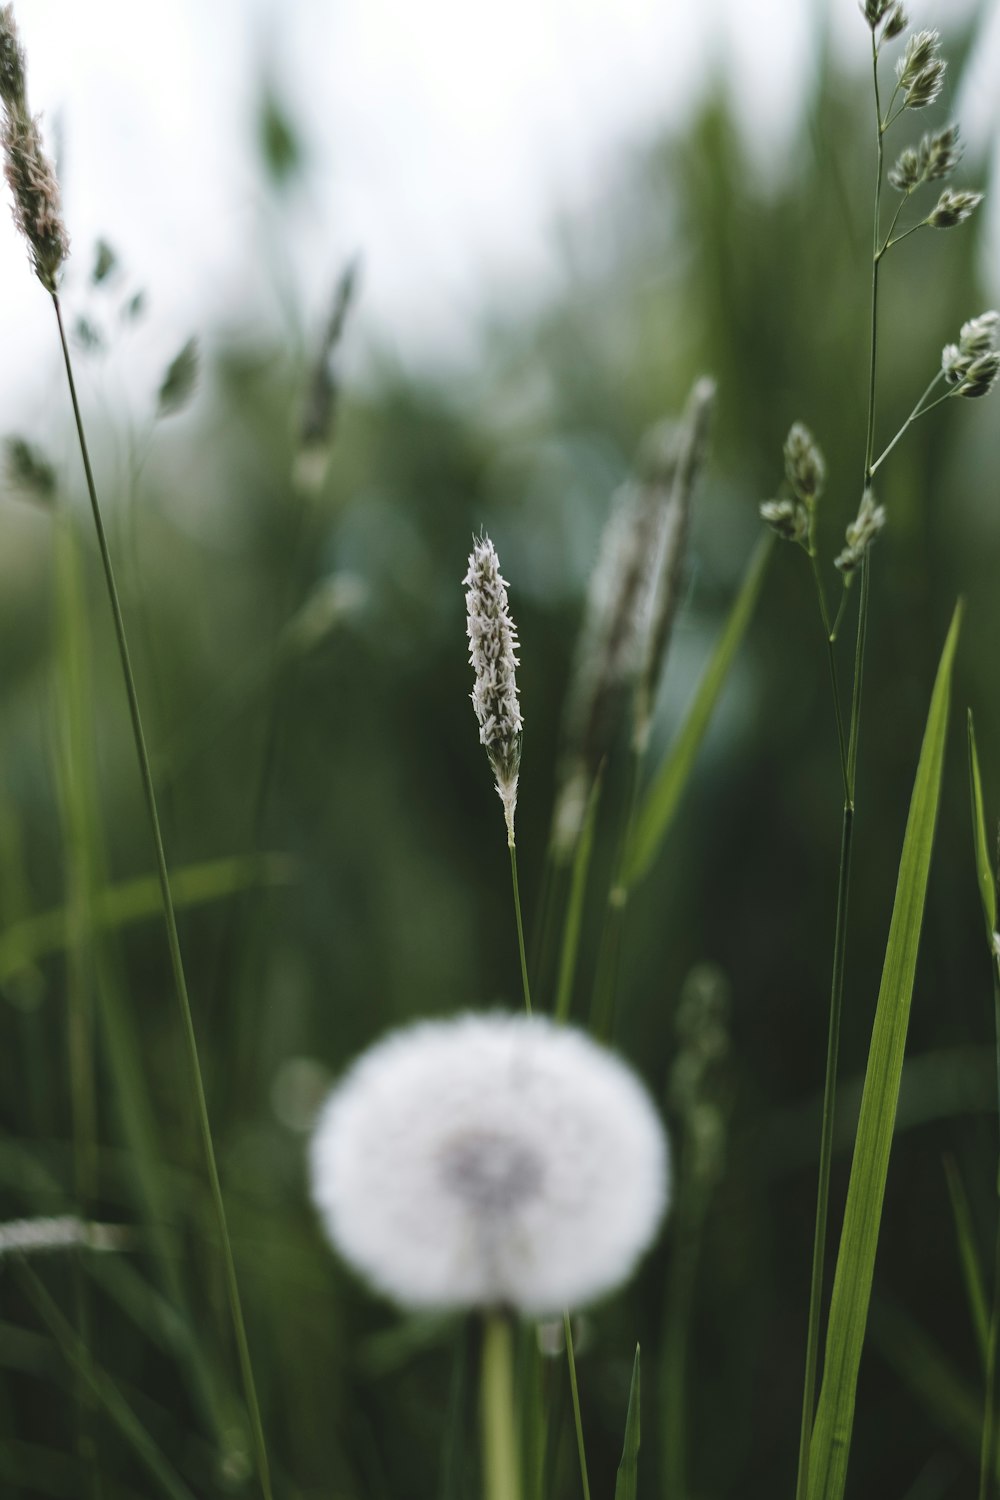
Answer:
624;534;772;886
0;853;296;985
614;1345;641;1500
807;602;962;1500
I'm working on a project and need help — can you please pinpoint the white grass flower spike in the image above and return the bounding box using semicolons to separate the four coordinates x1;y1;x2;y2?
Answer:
310;1012;669;1314
465;535;523;844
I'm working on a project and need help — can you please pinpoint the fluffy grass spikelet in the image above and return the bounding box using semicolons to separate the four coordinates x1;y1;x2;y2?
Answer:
0;5;68;290
941;312;1000;397
309;1012;669;1313
465;535;523;842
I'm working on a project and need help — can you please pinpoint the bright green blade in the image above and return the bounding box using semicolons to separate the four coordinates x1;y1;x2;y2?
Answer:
624;534;772;887
807;602;962;1500
968;711;997;944
614;1345;641;1500
0;852;296;984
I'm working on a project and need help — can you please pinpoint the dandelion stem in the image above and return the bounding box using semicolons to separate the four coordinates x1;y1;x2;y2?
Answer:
509;840;532;1014
51;293;273;1500
563;1312;591;1500
482;1312;522;1500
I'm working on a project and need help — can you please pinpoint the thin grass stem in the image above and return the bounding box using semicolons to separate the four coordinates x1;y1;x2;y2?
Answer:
590;744;642;1040
554;775;602;1024
51;293;273;1500
563;1313;591;1500
509;841;532;1014
795;806;854;1500
808;550;849;798
869;376;948;476
794;36;882;1497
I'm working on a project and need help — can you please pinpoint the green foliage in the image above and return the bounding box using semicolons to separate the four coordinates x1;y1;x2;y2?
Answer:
613;1346;641;1500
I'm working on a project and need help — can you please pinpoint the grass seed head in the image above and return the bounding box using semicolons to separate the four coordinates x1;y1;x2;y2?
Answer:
464;535;523;843
0;6;68;290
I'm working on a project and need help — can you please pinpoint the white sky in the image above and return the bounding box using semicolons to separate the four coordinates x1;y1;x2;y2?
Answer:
1;0;997;428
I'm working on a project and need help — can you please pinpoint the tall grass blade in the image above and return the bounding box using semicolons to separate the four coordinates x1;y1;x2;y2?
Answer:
614;1345;641;1500
807;602;962;1500
968;713;998;943
17;1264;198;1500
554;772;602;1023
624;534;772;886
943;1155;989;1364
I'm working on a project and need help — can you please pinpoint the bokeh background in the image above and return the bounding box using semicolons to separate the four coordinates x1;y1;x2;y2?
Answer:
2;0;1000;1496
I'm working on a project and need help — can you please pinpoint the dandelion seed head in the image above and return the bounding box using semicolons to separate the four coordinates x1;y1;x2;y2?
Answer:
309;1013;669;1314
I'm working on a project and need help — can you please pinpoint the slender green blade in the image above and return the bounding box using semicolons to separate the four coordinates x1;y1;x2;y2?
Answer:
614;1345;641;1500
943;1155;989;1365
968;711;997;943
806;603;961;1500
624;534;772;886
554;770;602;1023
17;1265;198;1500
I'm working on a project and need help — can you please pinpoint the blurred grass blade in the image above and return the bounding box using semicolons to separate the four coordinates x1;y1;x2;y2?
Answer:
807;603;961;1500
0;853;296;984
871;1298;985;1458
624;534;772;886
943;1155;989;1365
614;1345;641;1500
17;1264;198;1500
968;712;997;944
554;771;602;1023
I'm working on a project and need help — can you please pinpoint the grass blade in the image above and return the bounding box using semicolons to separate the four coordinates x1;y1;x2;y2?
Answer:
968;712;998;944
624;534;772;886
807;602;962;1500
943;1155;989;1365
0;853;296;985
614;1345;641;1500
17;1264;198;1500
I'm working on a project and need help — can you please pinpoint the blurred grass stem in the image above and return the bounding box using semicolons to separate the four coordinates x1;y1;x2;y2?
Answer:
563;1312;591;1500
51;292;273;1500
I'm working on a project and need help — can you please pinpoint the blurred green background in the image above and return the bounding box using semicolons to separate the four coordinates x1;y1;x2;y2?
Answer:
2;9;1000;1499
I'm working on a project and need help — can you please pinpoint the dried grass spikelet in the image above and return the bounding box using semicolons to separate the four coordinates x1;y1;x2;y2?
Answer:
0;4;68;291
551;377;714;859
465;535;523;844
309;1012;669;1313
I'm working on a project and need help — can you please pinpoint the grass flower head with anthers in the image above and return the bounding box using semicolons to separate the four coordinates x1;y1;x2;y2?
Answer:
465;536;523;843
309;1012;669;1314
0;5;68;291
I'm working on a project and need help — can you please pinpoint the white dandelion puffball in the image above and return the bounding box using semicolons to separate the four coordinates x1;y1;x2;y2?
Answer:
309;1012;669;1314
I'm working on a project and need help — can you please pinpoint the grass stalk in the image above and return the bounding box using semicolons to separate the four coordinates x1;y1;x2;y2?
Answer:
482;1312;522;1500
509;839;532;1014
794;31;884;1495
50;293;273;1500
563;1313;591;1500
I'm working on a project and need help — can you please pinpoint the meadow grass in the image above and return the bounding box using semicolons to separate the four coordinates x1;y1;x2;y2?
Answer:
1;1;999;1497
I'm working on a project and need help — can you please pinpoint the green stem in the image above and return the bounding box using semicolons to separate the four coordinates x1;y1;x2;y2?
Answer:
794;41;882;1498
481;1313;522;1500
51;294;273;1500
509;840;532;1014
808;551;849;798
864;37;884;487
794;806;855;1500
883;219;928;254
563;1313;591;1500
980;1184;1000;1500
869;372;945;477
